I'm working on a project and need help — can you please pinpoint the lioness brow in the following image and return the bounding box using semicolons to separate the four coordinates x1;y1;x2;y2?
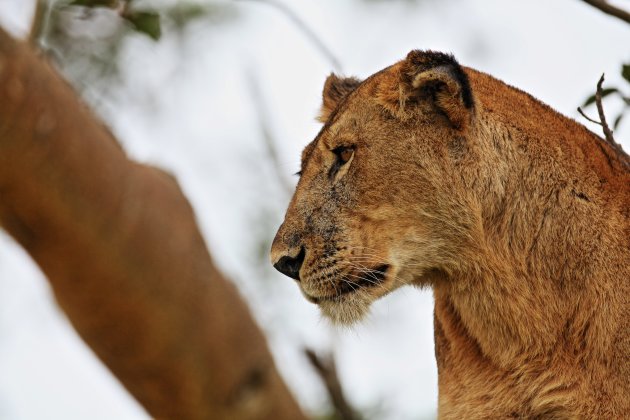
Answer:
299;139;318;173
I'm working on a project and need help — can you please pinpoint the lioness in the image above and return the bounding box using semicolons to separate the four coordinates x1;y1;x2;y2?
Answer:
270;50;629;418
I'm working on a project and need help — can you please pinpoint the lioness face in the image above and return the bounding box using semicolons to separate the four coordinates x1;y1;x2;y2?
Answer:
271;51;478;324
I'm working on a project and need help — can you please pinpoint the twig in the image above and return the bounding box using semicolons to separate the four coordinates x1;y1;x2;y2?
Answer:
29;0;49;47
582;0;630;25
235;0;342;73
577;107;602;125
304;348;361;420
594;74;616;145
578;74;617;143
578;73;630;169
246;70;295;197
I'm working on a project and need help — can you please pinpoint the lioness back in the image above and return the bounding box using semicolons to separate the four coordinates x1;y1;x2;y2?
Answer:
271;50;630;418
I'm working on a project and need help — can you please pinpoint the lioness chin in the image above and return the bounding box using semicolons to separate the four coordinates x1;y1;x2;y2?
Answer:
271;50;629;418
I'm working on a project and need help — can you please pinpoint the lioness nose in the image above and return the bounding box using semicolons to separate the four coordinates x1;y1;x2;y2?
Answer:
273;247;305;281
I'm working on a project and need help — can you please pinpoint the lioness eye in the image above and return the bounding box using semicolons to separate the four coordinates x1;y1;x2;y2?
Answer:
333;146;354;164
329;146;354;180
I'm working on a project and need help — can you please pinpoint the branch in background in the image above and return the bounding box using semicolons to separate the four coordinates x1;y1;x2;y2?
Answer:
578;74;630;169
582;0;630;24
247;70;295;197
577;106;602;125
29;0;49;46
236;0;342;73
593;74;616;145
304;348;361;420
578;74;619;145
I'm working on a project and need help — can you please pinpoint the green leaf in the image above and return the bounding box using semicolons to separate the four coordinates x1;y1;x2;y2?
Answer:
582;94;596;107
622;64;630;83
581;87;619;107
124;11;161;40
613;113;624;130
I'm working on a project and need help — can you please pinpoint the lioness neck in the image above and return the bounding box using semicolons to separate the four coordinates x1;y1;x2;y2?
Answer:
432;69;630;418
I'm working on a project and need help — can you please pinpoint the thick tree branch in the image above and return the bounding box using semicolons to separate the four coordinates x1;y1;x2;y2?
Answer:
582;0;630;24
0;28;305;420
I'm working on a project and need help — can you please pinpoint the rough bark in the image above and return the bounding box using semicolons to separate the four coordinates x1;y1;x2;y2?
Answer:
0;28;305;420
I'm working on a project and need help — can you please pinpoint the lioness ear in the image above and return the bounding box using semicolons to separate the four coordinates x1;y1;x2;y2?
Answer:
399;50;474;130
318;74;362;123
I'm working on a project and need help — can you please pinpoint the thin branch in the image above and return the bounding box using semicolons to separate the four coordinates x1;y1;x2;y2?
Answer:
29;0;49;46
235;0;342;73
577;106;602;125
304;348;361;420
582;0;630;25
246;70;295;197
594;74;616;145
579;73;630;170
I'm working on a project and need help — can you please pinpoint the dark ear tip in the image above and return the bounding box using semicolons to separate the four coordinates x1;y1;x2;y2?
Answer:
405;49;435;64
405;49;420;63
405;50;458;70
403;50;474;110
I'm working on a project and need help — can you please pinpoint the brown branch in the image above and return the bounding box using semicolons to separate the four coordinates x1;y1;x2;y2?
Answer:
594;74;616;145
304;348;361;420
582;0;630;25
236;0;342;73
579;73;630;170
595;77;630;169
577;106;602;125
0;28;305;420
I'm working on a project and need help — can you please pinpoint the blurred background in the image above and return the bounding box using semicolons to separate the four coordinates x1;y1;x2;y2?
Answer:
0;0;628;419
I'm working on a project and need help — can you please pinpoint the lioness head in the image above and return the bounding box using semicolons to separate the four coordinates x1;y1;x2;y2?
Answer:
271;51;498;324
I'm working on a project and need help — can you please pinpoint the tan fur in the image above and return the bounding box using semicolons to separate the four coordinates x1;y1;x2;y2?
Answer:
271;51;630;418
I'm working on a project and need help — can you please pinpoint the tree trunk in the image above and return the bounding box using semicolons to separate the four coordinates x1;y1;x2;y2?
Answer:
0;28;305;420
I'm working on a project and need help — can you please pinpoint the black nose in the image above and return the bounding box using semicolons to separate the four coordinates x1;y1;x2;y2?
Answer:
273;247;305;281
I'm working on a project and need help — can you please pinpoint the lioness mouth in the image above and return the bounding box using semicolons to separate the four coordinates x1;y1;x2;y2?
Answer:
307;264;390;303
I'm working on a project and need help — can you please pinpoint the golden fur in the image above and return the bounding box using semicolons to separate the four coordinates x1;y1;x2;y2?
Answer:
271;50;629;418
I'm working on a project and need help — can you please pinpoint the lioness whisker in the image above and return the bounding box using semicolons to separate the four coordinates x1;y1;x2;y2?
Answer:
342;265;400;294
